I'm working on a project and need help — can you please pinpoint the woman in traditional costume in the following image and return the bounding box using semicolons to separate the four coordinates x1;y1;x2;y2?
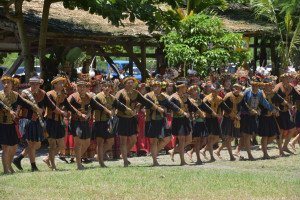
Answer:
67;79;112;170
13;75;64;171
93;80;133;167
239;78;276;160
43;75;83;170
115;76;163;167
259;78;291;158
274;72;300;154
168;78;214;165
0;75;39;174
214;83;252;160
187;85;214;164
200;83;232;162
144;79;187;166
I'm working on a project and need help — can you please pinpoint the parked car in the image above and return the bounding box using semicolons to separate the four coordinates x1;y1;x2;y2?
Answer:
107;60;142;81
15;66;40;76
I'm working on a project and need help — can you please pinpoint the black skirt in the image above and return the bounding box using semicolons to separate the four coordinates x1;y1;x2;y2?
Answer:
192;121;209;138
92;120;115;139
294;110;300;128
221;116;241;138
171;117;191;136
19;118;44;142
277;111;295;130
0;123;19;146
116;116;138;136
205;117;221;135
145;118;171;139
258;116;279;137
45;118;65;139
240;114;257;135
69;120;91;139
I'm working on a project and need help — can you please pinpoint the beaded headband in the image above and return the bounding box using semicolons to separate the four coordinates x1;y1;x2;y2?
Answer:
187;85;200;93
122;76;138;85
151;81;162;86
29;77;44;84
280;73;295;78
76;79;91;86
250;81;262;86
1;76;14;82
51;76;66;85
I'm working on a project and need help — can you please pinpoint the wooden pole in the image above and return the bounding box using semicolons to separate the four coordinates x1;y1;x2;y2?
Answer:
253;37;258;73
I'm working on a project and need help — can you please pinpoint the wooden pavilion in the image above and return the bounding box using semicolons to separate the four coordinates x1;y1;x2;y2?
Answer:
0;1;277;80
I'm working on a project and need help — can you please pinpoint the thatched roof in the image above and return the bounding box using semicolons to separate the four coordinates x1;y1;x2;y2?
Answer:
23;0;156;37
217;3;275;35
0;0;275;39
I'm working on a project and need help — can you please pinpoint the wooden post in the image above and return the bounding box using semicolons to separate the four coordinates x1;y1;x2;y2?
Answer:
97;47;120;76
123;44;149;82
259;38;267;67
141;38;147;81
270;38;279;76
129;44;133;76
253;37;258;73
6;55;23;75
129;57;133;76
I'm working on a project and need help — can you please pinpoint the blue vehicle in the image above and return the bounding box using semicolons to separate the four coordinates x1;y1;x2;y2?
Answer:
107;60;142;81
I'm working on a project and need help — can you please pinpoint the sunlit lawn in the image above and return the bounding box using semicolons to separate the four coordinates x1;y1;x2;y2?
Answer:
1;142;300;200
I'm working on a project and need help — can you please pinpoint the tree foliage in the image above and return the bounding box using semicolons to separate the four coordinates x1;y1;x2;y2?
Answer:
160;14;249;76
62;0;180;32
250;0;300;69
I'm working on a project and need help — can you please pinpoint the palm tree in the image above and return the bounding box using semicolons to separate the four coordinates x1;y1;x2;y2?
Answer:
250;0;300;69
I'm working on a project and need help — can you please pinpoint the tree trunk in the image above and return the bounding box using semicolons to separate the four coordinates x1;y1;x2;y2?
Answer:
3;0;34;81
15;0;34;81
38;0;52;79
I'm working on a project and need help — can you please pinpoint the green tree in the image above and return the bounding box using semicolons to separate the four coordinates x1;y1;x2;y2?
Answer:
250;0;300;70
160;14;249;76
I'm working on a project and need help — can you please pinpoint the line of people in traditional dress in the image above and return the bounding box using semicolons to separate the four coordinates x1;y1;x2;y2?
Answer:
0;66;300;174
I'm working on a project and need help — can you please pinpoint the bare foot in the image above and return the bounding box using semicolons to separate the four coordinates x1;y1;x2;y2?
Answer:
263;155;271;160
8;167;15;174
283;147;294;154
200;150;208;160
289;142;296;151
210;157;216;162
279;151;287;157
3;170;10;175
213;150;223;160
248;156;255;161
180;162;189;166
168;150;175;162
123;162;129;167
153;161;160;167
100;164;107;168
195;160;203;165
233;152;244;160
43;158;51;169
187;151;193;162
77;165;85;170
230;156;236;161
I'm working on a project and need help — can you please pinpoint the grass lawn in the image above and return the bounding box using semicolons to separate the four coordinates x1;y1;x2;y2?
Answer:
1;143;300;200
